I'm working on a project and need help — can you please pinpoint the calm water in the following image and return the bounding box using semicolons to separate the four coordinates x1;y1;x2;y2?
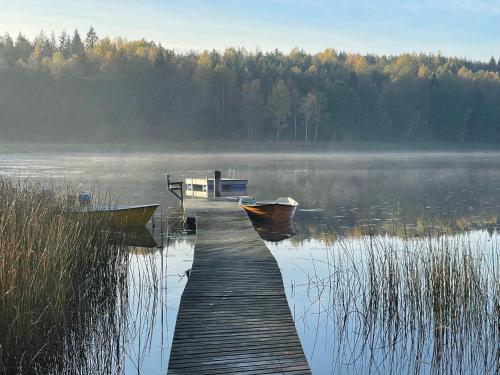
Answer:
1;152;499;374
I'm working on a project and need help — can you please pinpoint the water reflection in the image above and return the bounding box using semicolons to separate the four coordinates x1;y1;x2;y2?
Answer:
123;236;194;375
30;242;128;375
106;226;158;248
249;217;297;242
270;229;500;374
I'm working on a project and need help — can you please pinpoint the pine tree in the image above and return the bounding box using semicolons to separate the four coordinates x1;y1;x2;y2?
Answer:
49;32;57;54
58;30;71;58
488;56;496;71
70;29;84;56
85;26;98;49
33;31;52;59
15;33;33;62
0;33;15;66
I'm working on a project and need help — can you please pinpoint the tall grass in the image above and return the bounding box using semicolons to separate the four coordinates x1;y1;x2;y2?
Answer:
302;223;500;373
0;179;128;374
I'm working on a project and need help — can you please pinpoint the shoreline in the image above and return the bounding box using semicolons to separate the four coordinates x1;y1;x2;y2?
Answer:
1;141;500;154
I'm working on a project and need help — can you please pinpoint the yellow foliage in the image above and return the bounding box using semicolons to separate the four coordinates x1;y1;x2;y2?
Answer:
457;66;473;80
417;64;431;79
307;64;318;74
346;54;368;74
197;50;214;69
388;53;419;79
316;48;338;64
92;37;116;61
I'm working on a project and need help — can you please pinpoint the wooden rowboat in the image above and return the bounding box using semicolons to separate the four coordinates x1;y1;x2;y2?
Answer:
239;196;298;221
67;204;159;227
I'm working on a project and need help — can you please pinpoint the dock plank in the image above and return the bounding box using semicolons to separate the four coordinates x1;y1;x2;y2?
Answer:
168;199;310;374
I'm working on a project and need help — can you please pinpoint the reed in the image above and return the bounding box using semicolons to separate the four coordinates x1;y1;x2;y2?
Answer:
303;222;500;373
0;179;128;374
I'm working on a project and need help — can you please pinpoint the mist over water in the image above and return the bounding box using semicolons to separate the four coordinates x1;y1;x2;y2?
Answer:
1;151;499;374
2;151;499;229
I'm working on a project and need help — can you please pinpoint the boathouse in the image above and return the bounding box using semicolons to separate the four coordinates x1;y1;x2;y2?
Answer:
185;172;248;198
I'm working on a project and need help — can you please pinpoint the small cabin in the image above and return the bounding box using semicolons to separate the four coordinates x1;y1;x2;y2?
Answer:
185;177;248;198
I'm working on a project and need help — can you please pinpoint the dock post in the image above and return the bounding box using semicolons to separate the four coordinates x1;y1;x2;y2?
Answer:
167;174;184;209
214;170;221;197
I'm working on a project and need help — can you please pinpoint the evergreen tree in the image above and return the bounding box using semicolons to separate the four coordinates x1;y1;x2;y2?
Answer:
14;33;33;62
58;30;71;58
32;31;53;59
0;33;15;66
85;26;98;49
49;32;57;54
488;56;496;71
70;29;84;56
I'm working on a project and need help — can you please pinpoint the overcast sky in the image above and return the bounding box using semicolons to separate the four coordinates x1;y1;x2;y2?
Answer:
1;0;499;60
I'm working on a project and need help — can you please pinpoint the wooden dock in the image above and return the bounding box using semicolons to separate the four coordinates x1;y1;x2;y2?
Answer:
168;199;311;374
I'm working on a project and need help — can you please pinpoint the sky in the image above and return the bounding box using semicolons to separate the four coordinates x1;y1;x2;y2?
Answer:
1;0;499;60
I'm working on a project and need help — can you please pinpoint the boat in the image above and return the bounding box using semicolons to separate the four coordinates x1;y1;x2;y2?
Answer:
239;196;299;221
67;204;160;227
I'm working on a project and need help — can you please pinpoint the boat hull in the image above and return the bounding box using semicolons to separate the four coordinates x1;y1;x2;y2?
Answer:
242;204;297;221
68;204;159;228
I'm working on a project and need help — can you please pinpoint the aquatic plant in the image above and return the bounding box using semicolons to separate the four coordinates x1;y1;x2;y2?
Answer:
300;224;499;373
0;179;128;374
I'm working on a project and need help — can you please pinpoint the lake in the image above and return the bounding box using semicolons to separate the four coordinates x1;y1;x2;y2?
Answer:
1;151;499;374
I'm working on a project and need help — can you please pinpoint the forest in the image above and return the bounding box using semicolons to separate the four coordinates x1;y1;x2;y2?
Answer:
1;28;500;144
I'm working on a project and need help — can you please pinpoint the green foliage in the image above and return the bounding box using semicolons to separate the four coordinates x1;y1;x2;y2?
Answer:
58;30;71;58
70;29;84;56
1;29;500;143
301;93;316;142
267;80;291;140
241;79;266;141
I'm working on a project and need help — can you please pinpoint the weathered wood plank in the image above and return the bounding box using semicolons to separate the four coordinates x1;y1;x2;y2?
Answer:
168;199;310;374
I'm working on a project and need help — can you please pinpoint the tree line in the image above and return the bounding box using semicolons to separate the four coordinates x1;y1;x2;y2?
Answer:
1;28;500;144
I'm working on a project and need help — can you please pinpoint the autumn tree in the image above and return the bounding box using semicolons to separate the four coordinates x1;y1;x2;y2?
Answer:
301;93;316;143
267;80;291;140
1;29;500;144
313;91;326;142
290;86;300;140
241;79;266;141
